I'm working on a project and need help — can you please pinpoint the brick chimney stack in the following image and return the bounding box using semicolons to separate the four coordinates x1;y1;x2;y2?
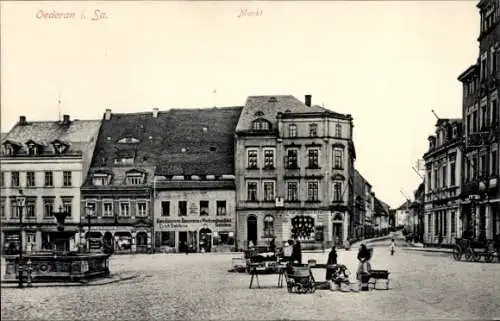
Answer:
305;94;312;107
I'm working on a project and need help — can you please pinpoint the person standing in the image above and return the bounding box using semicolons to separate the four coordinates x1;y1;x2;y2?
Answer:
269;237;276;254
325;245;338;280
390;238;396;255
292;238;302;264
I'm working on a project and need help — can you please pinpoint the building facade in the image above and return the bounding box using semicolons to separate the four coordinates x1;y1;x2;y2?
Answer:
80;109;158;253
457;0;499;243
152;107;242;253
423;119;463;246
234;95;356;250
0;115;100;253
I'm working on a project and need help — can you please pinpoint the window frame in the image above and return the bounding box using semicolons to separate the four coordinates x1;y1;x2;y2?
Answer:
307;180;319;201
161;201;170;217
307;148;320;169
63;171;72;187
44;171;53;187
119;200;131;217
136;200;148;217
263;215;275;237
178;201;188;216
247;180;259;202
287;181;299;202
247;149;259;169
102;200;114;217
85;200;97;217
216;200;227;216
26;171;35;187
288;124;297;138
262;180;275;202
309;123;318;137
199;200;209;216
263;148;275;169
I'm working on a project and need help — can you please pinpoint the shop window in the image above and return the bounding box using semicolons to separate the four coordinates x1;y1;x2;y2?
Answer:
213;232;234;246
263;215;274;237
200;201;209;216
291;215;315;240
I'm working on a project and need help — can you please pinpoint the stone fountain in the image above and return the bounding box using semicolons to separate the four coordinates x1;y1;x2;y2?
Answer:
3;207;111;284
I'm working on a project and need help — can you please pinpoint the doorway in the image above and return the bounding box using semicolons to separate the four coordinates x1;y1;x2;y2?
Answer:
332;212;343;246
179;231;188;253
103;232;114;254
199;228;212;253
247;215;257;247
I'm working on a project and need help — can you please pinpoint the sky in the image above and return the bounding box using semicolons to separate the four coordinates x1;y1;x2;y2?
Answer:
1;1;480;208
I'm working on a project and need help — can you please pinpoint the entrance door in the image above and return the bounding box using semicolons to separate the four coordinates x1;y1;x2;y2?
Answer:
247;215;257;246
103;232;114;254
332;223;343;245
199;228;212;253
179;231;188;253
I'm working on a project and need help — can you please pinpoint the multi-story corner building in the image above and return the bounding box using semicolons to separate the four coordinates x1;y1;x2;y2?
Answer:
422;118;464;246
153;107;242;253
234;95;356;250
0;115;101;252
457;0;499;243
80;109;161;253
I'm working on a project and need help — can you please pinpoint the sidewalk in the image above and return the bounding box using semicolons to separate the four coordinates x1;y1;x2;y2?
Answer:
0;272;140;288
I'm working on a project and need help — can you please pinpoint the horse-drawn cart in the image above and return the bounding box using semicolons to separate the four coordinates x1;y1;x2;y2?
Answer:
452;238;497;263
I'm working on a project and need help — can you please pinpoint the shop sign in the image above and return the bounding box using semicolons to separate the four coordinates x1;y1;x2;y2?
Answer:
89;239;102;249
156;217;232;230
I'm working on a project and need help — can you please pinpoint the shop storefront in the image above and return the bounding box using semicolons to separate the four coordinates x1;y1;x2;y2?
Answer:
82;228;152;253
155;217;235;253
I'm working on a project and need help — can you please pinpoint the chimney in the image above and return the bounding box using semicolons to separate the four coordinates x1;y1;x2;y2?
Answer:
305;94;312;107
19;116;26;125
62;114;70;124
153;108;159;118
104;108;112;121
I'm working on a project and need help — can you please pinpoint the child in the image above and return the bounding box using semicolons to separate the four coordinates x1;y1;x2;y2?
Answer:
390;239;396;255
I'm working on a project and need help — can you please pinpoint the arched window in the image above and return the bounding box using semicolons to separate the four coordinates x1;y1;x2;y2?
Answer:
263;215;274;237
291;215;315;240
252;118;271;131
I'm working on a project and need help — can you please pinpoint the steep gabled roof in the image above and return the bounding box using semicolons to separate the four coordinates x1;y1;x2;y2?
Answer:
155;107;243;176
235;95;328;133
86;106;243;186
2;119;101;155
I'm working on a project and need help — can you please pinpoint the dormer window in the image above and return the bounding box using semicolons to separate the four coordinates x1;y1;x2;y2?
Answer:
3;143;15;156
27;144;38;156
114;157;134;165
51;140;69;154
254;111;264;117
92;173;111;186
252;118;271;131
428;136;436;149
126;171;145;185
117;137;140;144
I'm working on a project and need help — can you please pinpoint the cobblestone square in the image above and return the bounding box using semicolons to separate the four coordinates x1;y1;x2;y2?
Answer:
2;247;499;320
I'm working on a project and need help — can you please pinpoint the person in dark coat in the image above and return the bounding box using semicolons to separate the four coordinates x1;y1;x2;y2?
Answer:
292;238;302;264
325;245;338;280
269;237;276;254
494;233;500;262
356;244;372;279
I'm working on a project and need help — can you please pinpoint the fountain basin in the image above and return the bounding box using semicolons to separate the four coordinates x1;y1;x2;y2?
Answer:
3;252;110;283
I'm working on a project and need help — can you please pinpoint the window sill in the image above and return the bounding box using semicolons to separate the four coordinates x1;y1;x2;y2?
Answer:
262;166;276;170
306;167;321;170
246;167;259;170
285;167;300;170
332;167;344;170
305;200;321;203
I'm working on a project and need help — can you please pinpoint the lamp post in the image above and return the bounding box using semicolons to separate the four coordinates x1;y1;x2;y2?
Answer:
16;190;25;288
84;205;93;252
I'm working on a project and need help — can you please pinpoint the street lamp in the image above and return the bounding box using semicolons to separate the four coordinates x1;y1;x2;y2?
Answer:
84;205;93;252
16;190;25;288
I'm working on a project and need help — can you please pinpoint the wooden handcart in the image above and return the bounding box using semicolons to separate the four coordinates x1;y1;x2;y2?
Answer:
452;238;497;263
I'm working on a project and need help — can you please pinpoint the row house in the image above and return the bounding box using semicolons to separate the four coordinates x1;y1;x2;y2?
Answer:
408;183;425;243
80;109;161;253
234;95;356;250
395;200;411;229
0;115;100;253
457;0;499;243
373;198;390;233
152;107;242;253
352;169;389;240
423;118;463;246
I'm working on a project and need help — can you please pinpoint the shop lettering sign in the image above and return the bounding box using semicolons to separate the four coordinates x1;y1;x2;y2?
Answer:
156;217;232;230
